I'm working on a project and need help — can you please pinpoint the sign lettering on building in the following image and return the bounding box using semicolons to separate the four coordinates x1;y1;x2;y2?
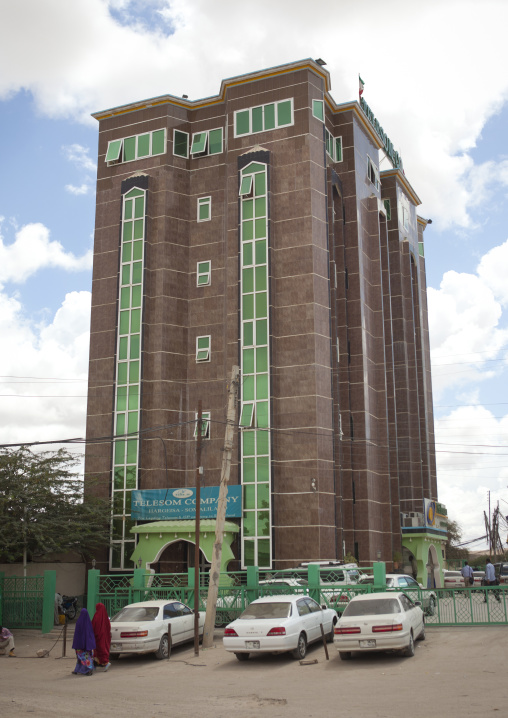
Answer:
360;97;403;170
131;486;242;521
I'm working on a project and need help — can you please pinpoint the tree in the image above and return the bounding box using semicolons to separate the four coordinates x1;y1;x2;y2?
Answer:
0;447;111;565
445;519;469;561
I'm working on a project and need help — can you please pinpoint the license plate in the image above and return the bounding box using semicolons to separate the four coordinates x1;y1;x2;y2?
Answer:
111;643;121;650
245;641;260;649
360;640;376;648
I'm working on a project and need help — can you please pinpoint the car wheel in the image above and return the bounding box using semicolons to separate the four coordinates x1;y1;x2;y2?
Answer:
339;651;352;661
326;620;337;643
417;622;426;641
427;596;436;616
235;653;249;661
109;653;120;661
403;631;415;657
155;634;171;660
292;632;307;660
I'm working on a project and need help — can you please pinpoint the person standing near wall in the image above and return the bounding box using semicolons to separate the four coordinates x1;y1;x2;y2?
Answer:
0;626;15;657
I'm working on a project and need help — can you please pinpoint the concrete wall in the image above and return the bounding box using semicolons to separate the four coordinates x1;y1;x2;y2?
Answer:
0;562;86;597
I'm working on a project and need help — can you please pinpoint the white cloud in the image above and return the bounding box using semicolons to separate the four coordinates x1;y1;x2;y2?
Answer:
65;183;91;196
435;405;508;548
477;239;508;307
1;0;508;229
0;222;92;285
63;143;97;173
0;290;91;445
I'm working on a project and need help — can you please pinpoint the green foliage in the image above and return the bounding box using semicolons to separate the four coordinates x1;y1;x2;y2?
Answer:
445;519;469;560
343;552;357;564
0;447;111;562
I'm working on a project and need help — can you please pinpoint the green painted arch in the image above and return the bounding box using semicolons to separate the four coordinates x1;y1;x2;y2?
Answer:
129;520;240;575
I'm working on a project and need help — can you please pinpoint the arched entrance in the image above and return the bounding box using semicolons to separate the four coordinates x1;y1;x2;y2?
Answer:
426;544;441;588
150;539;210;574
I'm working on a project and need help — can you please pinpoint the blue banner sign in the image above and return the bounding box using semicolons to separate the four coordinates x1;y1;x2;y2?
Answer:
131;486;242;521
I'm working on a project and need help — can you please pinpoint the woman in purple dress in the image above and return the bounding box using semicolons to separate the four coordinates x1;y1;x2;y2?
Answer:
72;609;96;675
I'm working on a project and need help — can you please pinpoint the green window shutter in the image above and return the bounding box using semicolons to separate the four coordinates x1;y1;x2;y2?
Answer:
191;132;207;154
277;100;292;127
383;198;391;220
198;198;211;221
151;129;165;155
208;128;223;154
252;106;263;133
137;133;150;158
174;130;189;158
236;109;250;136
106;139;123;162
239;174;253;196
240;403;254;427
124;136;136;162
335;136;342;162
312;99;324;122
264;104;275;130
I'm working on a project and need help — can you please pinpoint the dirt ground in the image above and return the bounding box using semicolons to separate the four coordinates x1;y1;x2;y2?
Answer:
2;626;507;717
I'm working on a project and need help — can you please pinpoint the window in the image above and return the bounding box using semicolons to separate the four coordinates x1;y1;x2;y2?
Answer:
367;156;380;190
105;129;166;164
190;128;223;156
196;335;210;362
312;99;324;122
173;130;189;158
383;198;391;220
194;411;210;439
239;174;253;197
240;403;255;427
196;261;211;286
197;196;211;222
325;129;342;162
234;99;294;137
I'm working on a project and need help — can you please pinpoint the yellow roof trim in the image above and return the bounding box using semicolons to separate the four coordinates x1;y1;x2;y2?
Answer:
92;58;330;121
381;168;421;206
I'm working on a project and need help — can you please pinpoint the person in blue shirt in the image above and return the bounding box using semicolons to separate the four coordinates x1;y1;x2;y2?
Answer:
460;562;474;590
484;559;500;603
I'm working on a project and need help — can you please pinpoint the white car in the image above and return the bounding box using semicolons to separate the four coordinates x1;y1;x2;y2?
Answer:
110;600;205;660
334;592;425;660
443;570;465;590
223;594;338;661
358;574;437;615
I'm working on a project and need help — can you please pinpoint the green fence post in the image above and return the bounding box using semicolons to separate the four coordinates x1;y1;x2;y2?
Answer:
187;567;195;607
0;571;4;624
132;568;147;603
373;561;386;589
42;570;57;634
87;569;100;618
308;564;321;603
246;566;259;603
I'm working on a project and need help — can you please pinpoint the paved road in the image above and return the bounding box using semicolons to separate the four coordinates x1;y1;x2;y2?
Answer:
2;626;507;717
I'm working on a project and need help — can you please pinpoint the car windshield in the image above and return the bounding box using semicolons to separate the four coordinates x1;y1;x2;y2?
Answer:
111;606;159;622
239;602;292;619
342;598;400;616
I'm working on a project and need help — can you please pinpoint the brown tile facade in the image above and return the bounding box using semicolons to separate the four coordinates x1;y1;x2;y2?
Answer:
85;60;437;572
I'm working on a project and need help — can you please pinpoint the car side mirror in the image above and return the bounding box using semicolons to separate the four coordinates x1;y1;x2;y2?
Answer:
414;601;422;607
321;605;327;610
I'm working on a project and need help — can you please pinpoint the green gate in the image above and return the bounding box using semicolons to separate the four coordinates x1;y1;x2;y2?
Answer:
1;575;44;628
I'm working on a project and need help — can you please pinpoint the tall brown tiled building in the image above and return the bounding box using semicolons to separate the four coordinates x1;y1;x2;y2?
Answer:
85;59;438;573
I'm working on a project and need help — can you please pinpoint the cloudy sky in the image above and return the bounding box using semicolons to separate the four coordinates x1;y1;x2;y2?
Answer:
1;0;507;550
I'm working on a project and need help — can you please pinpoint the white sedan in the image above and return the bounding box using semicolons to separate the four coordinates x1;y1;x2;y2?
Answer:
223;594;338;661
334;592;425;660
110;600;205;660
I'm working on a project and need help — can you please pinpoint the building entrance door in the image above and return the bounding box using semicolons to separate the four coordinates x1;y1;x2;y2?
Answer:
150;539;210;575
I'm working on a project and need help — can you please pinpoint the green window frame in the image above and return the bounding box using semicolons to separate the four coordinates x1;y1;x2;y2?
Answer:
325;129;342;163
105;129;167;164
383;198;391;221
367;156;380;190
190;128;223;157
197;260;211;286
194;411;211;439
335;136;343;162
239;175;253;197
196;335;211;362
173;129;189;158
312;99;325;122
197;196;211;222
234;98;294;137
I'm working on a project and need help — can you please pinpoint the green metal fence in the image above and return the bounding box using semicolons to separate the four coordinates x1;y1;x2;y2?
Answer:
1;575;44;629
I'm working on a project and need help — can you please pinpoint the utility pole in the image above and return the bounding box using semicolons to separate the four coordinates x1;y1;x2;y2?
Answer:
202;365;240;649
194;401;203;656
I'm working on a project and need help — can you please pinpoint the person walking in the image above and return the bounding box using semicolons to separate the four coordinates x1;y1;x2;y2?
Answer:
92;603;111;672
484;559;500;603
72;608;96;675
460;562;474;593
0;626;15;657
